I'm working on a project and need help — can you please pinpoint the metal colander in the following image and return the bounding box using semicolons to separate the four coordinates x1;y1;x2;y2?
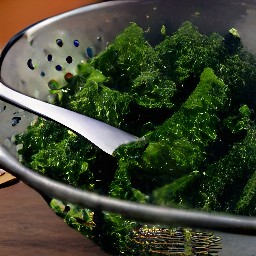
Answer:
0;1;256;254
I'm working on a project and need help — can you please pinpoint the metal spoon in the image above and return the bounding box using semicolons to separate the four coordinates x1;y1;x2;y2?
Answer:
0;83;138;155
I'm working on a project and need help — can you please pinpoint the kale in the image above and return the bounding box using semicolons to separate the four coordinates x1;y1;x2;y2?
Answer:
151;173;201;208
110;139;149;201
112;67;229;204
236;170;256;215
92;23;176;111
16;21;256;255
68;75;132;131
18;118;99;188
91;23;159;91
50;199;95;237
92;212;137;255
155;22;225;83
199;125;256;214
147;67;228;170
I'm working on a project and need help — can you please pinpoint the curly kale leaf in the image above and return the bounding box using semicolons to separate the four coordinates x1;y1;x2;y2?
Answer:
17;118;116;190
91;23;176;110
147;67;228;172
91;23;158;89
155;21;225;83
199;126;256;214
131;70;176;109
236;171;256;215
68;82;132;130
110;139;149;201
20;119;98;188
50;199;95;237
216;30;256;110
151;173;201;208
151;105;254;211
92;212;136;255
112;68;229;198
223;104;251;134
17;118;66;163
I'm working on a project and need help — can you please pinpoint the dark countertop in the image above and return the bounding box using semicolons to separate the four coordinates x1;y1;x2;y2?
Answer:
0;181;109;256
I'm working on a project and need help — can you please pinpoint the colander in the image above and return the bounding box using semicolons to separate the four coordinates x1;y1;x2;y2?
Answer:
0;0;256;239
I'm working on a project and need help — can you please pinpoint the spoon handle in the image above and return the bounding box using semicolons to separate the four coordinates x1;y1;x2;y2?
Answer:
0;82;137;154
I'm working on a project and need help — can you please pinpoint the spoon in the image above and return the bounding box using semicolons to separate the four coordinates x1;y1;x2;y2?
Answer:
0;82;138;155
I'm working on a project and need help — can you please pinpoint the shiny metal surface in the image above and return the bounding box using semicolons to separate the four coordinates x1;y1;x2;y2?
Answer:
0;0;256;247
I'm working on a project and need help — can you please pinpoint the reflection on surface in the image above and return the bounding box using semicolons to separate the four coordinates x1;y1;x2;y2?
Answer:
216;232;256;256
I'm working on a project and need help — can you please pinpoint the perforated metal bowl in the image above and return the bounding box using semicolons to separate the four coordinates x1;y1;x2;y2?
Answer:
0;1;256;254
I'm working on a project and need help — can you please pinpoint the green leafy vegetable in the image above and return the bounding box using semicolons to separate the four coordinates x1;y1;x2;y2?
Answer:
16;21;256;255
